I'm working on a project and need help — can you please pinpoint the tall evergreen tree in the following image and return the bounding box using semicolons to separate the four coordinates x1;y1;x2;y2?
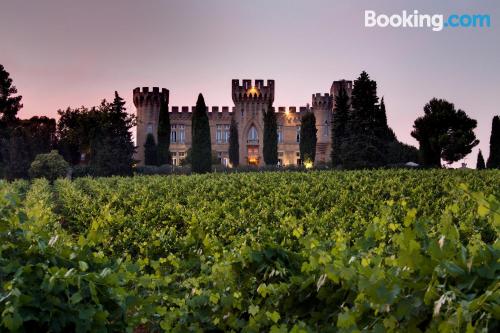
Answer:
486;115;500;169
476;150;486;170
191;94;212;173
144;133;158;166
0;64;22;123
228;116;239;167
376;97;396;141
90;92;135;176
342;71;384;168
263;101;278;165
331;86;349;166
411;98;479;167
157;95;171;165
299;111;317;164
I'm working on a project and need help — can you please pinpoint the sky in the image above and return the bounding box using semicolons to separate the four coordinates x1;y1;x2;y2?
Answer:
1;0;499;166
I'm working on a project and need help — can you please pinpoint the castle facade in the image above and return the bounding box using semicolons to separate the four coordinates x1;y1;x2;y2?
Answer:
133;79;352;166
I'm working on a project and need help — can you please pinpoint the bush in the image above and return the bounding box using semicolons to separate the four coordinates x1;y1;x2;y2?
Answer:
29;150;69;182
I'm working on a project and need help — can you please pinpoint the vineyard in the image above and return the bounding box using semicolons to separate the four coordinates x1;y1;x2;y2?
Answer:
1;170;499;332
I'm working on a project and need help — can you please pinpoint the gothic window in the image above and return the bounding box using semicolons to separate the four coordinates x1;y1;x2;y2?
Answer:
248;126;258;143
147;123;153;134
296;126;300;143
324;120;329;137
278;125;283;143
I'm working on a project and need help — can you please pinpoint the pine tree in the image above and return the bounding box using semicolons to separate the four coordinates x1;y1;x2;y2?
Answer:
476;150;485;170
228;116;239;167
0;64;22;123
300;111;317;164
157;95;171;165
486;115;500;169
263;101;278;165
144;133;158;166
331;86;349;166
90;93;135;176
342;71;384;168
191;94;212;173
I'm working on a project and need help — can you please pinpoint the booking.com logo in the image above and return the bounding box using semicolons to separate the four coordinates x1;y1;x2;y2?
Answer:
365;10;491;31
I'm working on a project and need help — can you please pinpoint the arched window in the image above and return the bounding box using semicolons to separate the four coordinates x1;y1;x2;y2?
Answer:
248;126;258;143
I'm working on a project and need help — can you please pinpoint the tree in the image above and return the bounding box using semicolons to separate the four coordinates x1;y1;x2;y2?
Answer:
228;116;239;167
29;150;69;182
300;111;317;164
144;133;158;166
263;101;278;165
90;94;135;176
157;95;171;165
476;150;486;170
411;98;479;167
0;64;22;123
342;71;385;168
376;98;396;141
486;115;500;169
191;94;212;173
1;125;31;179
331;86;349;166
56;93;135;176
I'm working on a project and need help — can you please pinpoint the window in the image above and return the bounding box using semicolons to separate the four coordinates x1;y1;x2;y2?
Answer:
224;124;230;143
217;151;223;164
171;125;177;143
278;125;283;143
324;120;329;137
179;125;185;143
147;123;153;134
248;126;258;143
296;126;301;143
216;125;223;144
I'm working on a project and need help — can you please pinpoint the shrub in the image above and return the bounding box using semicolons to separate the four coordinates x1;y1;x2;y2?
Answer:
29;150;69;182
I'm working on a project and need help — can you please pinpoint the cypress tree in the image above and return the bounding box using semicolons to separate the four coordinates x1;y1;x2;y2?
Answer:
157;95;171;165
331;86;349;166
191;94;212;173
228;116;239;167
263;101;278;165
299;111;317;164
377;97;396;141
486;115;500;169
144;133;158;166
476;150;485;170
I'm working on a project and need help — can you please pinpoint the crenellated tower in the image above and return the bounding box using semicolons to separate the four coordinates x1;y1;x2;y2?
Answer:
231;79;275;166
133;87;169;164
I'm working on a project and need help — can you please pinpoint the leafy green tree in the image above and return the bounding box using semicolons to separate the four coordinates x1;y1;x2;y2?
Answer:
29;150;69;182
476;150;486;170
191;94;212;173
0;64;22;123
300;111;317;164
144;133;158;166
157;95;171;165
486;115;500;169
228;117;239;167
263;102;278;165
411;98;479;167
331;86;349;166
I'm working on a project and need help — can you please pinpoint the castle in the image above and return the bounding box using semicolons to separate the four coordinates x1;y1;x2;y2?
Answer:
133;79;352;166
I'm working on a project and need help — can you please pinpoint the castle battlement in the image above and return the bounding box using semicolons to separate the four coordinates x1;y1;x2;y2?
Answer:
331;80;353;97
232;79;275;103
170;106;233;113
312;93;333;109
133;87;169;107
276;106;308;113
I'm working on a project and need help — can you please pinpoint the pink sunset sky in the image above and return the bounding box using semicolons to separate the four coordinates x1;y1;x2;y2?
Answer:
1;0;499;166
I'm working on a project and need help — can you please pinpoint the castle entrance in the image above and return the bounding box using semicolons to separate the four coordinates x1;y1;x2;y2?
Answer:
247;146;259;166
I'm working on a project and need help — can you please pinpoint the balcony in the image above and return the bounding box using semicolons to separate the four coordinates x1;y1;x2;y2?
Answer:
247;139;259;144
